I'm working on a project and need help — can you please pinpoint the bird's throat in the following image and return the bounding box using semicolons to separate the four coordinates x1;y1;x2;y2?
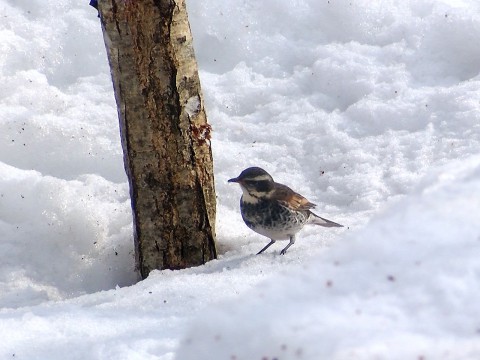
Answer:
241;189;261;204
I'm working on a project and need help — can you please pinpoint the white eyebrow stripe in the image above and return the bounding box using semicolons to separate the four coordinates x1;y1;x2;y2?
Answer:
248;175;272;181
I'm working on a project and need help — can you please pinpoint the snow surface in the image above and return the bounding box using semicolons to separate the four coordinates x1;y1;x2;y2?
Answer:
0;0;479;359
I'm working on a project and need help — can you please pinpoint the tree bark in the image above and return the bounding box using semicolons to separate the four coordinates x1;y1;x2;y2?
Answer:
97;0;217;278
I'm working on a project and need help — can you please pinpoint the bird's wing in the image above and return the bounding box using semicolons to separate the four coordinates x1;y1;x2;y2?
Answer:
271;183;316;211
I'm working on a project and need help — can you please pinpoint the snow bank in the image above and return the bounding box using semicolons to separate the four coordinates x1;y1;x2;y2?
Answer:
0;0;136;307
189;0;480;235
0;0;480;358
177;156;480;360
0;162;135;307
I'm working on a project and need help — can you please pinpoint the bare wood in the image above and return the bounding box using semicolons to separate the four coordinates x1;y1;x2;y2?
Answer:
98;0;217;277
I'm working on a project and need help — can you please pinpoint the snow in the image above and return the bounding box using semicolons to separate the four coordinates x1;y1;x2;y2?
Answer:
178;156;480;359
0;0;479;359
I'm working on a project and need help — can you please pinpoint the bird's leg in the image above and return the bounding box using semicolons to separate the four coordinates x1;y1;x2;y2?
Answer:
280;235;296;255
256;239;276;255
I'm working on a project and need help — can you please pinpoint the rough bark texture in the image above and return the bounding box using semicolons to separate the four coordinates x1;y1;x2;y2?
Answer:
97;0;217;278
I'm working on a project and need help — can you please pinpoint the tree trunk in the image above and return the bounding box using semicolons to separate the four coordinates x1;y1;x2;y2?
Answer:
97;0;217;278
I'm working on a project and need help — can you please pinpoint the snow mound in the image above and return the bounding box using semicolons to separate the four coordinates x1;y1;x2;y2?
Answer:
0;162;136;308
177;156;480;360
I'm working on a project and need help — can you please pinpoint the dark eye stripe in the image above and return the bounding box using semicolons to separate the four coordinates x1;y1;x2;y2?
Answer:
250;180;273;192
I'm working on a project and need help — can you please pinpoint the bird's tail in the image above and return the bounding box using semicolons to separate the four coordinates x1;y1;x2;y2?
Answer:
309;212;343;227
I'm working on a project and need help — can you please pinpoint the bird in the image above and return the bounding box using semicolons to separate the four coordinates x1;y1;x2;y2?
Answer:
228;167;343;255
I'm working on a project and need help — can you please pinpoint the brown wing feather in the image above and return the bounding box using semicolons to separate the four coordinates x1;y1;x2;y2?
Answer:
271;183;316;211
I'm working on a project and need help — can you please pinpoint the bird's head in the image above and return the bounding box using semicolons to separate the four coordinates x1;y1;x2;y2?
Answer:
228;167;275;203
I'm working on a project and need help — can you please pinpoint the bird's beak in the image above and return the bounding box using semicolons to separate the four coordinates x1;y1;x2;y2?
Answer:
228;177;239;183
